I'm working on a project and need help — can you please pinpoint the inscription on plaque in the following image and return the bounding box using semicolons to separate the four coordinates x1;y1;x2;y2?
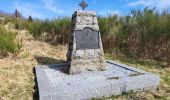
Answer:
76;27;99;49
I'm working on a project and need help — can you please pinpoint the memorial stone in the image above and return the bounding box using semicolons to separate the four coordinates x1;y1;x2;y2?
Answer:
67;1;107;74
35;1;160;99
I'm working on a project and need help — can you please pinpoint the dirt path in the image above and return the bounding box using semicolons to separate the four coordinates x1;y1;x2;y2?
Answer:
0;30;67;99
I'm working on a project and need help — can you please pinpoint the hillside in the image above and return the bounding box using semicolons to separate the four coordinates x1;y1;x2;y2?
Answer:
0;29;67;99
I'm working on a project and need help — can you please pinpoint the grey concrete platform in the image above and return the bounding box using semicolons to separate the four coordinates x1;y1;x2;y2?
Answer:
35;60;160;100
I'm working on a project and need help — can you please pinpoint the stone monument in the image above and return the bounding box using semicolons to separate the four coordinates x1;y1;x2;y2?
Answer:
35;1;160;100
67;0;106;74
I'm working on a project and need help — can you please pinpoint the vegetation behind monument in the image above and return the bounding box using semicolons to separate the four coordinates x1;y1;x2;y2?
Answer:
1;7;170;67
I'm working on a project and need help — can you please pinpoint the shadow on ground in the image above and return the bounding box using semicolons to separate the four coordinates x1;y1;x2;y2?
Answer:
35;56;66;65
33;68;39;100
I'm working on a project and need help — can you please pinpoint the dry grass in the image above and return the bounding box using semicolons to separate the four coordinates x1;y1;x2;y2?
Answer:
0;30;67;100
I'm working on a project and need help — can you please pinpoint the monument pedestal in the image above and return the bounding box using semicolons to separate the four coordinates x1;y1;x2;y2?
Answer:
67;11;107;74
35;61;160;100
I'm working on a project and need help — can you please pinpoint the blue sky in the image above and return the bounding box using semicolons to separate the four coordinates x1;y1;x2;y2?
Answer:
0;0;170;19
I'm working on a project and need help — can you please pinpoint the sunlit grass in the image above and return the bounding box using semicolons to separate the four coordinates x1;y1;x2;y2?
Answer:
0;26;21;57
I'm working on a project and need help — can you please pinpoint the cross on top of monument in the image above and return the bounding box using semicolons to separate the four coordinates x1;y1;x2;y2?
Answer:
79;0;88;10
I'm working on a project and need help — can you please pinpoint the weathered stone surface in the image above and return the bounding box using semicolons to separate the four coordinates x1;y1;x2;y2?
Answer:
35;60;160;100
67;10;107;74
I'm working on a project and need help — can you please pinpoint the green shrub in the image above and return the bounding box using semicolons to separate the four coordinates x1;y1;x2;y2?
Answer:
0;27;21;57
17;19;30;30
50;18;71;44
28;20;42;39
26;18;71;44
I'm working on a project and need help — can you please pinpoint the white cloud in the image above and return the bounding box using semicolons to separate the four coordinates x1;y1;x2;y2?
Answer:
16;0;66;19
98;10;121;16
128;0;170;11
41;0;65;14
128;0;151;7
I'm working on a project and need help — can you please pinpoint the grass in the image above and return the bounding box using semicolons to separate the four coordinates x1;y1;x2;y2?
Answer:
28;20;42;39
0;64;34;99
0;26;21;57
0;30;67;100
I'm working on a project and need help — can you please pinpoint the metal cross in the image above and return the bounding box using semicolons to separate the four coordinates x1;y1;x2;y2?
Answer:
79;0;88;10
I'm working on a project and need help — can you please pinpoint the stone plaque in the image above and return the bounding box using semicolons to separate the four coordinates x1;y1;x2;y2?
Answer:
75;27;99;50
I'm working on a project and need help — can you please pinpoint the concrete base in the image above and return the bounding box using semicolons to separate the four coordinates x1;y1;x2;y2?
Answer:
35;60;160;100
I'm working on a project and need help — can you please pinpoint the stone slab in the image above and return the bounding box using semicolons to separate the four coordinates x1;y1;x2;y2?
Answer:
35;60;160;100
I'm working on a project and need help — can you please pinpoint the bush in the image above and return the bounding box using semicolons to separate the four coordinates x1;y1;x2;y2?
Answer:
98;8;170;66
26;18;71;44
0;27;21;57
28;20;42;39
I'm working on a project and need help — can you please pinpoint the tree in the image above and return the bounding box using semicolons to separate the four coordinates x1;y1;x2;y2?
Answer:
14;9;21;30
28;16;33;22
15;9;21;19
